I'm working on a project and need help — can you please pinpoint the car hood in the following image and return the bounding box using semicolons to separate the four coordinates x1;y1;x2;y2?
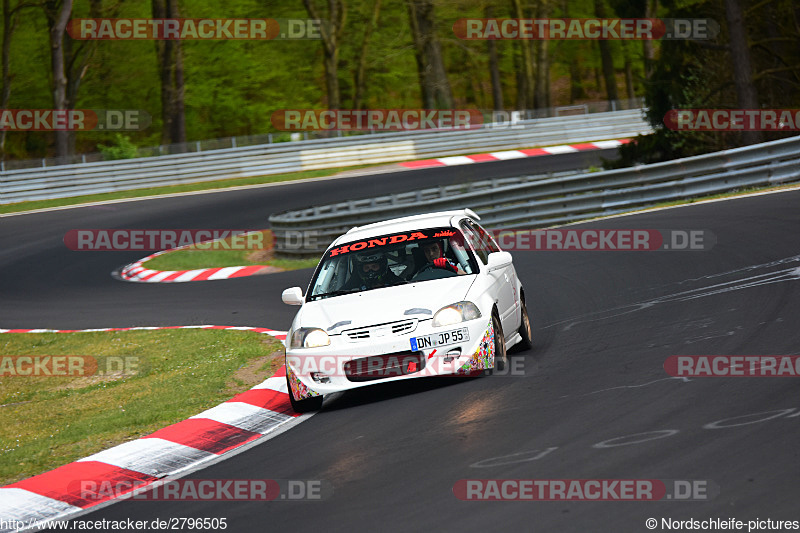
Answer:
295;276;477;332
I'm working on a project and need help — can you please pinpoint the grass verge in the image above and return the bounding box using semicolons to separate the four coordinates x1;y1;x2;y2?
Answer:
0;329;284;486
639;182;800;211
551;182;800;228
141;230;319;272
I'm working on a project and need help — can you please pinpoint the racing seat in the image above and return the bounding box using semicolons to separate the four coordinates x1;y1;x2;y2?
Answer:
404;247;427;280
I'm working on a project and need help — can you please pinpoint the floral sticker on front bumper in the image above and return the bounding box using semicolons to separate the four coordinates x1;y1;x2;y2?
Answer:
457;320;494;374
287;363;321;400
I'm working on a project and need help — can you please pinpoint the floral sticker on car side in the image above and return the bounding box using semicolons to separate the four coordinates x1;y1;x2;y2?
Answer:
287;363;321;400
457;320;494;374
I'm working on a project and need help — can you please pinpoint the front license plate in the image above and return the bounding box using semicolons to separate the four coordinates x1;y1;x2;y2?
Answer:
410;328;469;351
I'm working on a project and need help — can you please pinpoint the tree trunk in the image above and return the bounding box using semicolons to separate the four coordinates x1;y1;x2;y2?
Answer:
46;0;72;160
153;0;186;146
594;0;618;106
641;0;656;79
569;61;585;103
594;65;602;94
513;42;526;109
485;6;503;111
624;49;635;103
724;0;762;144
761;1;792;106
760;3;800;107
63;0;101;156
304;0;345;110
172;13;185;144
153;0;173;145
1;0;16;156
406;0;452;109
562;0;585;105
352;0;380;110
534;0;549;112
511;0;534;110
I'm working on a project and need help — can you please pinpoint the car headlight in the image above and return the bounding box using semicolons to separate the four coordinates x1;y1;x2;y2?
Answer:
432;301;481;327
289;328;330;349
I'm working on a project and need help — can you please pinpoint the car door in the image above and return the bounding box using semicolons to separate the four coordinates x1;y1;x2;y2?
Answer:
461;219;518;337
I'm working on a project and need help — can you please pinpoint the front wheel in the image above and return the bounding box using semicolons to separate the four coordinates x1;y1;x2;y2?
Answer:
492;313;507;371
516;299;533;351
286;374;323;413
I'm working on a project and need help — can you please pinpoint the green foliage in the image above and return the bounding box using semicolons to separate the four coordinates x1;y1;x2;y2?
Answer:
97;133;139;160
7;0;796;164
608;0;800;168
3;0;652;161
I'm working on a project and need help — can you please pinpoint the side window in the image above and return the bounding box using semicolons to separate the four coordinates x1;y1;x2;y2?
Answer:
472;221;501;253
460;220;489;264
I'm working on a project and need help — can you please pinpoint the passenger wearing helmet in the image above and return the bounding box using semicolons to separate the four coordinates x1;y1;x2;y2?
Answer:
348;251;403;290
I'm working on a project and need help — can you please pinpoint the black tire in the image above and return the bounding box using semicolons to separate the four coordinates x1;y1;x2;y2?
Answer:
492;313;507;372
286;374;323;413
516;298;533;351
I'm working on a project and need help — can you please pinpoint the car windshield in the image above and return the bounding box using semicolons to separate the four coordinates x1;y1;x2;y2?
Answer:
307;227;477;300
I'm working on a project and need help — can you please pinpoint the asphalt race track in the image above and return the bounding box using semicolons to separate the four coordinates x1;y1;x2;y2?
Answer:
2;151;800;531
0;149;612;330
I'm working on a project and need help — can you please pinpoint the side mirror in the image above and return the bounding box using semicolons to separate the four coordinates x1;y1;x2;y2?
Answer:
281;287;304;306
486;251;512;272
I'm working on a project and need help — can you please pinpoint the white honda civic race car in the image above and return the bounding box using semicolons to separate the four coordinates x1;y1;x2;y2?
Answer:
280;209;532;412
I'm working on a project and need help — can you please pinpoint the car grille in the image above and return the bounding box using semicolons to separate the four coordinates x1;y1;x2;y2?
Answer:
343;319;417;341
343;351;425;382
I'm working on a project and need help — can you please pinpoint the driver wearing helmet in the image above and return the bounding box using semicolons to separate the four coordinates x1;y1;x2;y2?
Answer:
349;251;403;289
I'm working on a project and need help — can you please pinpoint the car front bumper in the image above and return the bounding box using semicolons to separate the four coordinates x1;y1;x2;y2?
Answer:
286;317;495;400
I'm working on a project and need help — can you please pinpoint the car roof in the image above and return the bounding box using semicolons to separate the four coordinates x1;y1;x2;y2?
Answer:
331;209;480;247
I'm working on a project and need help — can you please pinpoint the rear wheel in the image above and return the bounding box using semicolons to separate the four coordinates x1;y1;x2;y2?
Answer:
492;313;507;371
516;299;533;351
286;374;323;413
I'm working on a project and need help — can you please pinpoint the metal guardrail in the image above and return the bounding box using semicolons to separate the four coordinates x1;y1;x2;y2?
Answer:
269;134;800;257
0;109;649;204
1;98;644;171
